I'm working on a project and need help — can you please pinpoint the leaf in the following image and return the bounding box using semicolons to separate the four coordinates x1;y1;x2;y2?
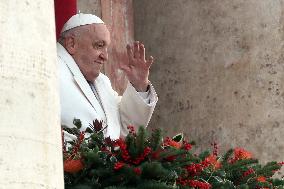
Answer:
199;150;210;160
85;127;93;134
211;176;224;183
172;133;183;142
149;128;163;151
73;118;82;129
215;170;226;177
136;127;147;154
110;156;118;163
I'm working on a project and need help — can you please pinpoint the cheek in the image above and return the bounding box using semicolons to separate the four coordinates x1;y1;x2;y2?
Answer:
80;54;91;63
82;50;100;61
90;49;101;58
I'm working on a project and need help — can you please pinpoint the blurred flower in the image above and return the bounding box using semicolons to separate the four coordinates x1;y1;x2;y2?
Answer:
204;154;221;170
64;159;84;173
234;147;252;160
164;137;182;149
114;162;125;170
257;176;266;182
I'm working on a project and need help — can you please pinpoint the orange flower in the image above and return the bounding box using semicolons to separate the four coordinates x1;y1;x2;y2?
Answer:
205;155;221;169
64;159;84;173
168;139;182;148
257;176;266;182
164;137;182;149
234;147;252;160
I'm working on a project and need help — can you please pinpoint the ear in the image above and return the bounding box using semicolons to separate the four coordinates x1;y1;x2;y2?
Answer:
64;36;76;55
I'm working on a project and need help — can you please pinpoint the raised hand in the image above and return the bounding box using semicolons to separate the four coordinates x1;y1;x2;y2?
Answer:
119;41;154;92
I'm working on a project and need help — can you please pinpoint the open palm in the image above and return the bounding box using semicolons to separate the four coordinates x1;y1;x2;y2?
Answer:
119;41;154;92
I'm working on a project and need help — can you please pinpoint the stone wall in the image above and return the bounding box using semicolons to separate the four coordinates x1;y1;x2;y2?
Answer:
133;0;284;163
78;0;101;16
0;1;63;188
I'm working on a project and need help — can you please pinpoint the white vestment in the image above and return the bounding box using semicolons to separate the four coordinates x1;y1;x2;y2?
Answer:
58;43;158;140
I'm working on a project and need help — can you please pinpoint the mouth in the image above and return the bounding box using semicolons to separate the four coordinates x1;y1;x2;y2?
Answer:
95;61;104;65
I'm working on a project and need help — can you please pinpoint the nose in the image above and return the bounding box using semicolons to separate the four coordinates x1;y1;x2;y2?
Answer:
99;49;108;62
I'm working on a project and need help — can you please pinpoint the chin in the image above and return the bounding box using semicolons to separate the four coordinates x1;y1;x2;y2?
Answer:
84;72;100;82
91;73;100;81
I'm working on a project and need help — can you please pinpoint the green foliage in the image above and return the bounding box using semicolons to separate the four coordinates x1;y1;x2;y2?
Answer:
63;120;284;189
149;128;163;151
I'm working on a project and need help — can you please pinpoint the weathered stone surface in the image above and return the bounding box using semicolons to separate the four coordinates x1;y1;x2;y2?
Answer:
101;0;134;94
78;0;101;16
134;0;284;163
0;1;63;188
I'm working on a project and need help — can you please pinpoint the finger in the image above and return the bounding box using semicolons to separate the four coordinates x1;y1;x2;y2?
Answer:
126;44;134;62
133;41;140;58
146;56;154;67
139;43;146;61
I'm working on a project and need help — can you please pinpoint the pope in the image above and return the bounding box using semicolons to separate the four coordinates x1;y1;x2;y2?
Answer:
58;13;158;140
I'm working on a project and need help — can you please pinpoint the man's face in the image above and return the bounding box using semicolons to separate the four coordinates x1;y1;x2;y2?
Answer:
72;24;111;82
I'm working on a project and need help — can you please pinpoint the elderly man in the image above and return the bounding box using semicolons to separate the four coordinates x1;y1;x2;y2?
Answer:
58;13;158;140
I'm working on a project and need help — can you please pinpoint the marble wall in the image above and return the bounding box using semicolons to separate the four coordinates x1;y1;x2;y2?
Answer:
0;1;63;188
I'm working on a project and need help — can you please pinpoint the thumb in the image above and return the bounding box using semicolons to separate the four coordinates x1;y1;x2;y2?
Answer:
146;56;154;67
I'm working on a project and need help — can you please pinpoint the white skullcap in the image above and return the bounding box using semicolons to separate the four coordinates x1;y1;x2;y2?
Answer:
61;13;104;34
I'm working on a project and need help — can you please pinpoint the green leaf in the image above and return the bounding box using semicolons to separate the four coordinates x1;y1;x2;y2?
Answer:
149;128;163;151
110;156;118;163
85;127;93;133
172;133;183;142
211;176;224;183
73;118;82;129
199;150;210;160
136;127;147;154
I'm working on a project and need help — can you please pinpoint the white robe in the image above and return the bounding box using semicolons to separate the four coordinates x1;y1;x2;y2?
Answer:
58;43;158;140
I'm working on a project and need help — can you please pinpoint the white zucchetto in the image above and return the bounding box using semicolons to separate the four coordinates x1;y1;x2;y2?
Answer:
61;13;104;34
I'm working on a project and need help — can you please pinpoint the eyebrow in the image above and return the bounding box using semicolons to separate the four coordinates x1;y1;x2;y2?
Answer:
94;40;106;44
96;40;105;43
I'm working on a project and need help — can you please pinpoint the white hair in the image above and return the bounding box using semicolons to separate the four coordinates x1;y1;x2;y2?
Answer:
58;25;92;45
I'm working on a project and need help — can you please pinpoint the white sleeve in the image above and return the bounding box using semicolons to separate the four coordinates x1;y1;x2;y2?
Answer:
135;83;157;105
138;88;150;104
119;81;158;137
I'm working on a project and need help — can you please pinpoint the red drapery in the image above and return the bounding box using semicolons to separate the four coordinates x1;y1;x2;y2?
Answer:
54;0;77;40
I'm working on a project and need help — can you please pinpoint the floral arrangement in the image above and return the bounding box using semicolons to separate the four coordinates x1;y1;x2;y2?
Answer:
63;119;284;189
